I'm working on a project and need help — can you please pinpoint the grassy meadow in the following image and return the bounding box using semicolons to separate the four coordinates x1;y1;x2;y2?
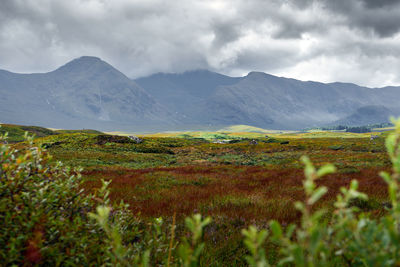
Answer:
4;123;393;265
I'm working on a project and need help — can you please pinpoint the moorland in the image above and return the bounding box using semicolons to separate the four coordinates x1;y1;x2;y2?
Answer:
1;123;393;265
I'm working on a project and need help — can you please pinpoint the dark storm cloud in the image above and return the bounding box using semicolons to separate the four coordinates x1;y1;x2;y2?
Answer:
360;0;400;9
210;19;242;49
0;0;400;87
322;0;400;37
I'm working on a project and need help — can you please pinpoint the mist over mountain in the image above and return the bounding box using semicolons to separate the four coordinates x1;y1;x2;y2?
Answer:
136;70;400;130
1;56;400;131
333;105;393;126
135;70;241;124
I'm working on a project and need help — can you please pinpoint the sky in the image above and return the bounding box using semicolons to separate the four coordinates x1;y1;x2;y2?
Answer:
1;0;400;87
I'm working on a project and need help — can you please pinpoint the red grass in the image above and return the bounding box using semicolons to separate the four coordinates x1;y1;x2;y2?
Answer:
82;165;389;223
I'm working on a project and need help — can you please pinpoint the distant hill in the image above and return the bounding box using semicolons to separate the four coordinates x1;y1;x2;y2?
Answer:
216;125;280;134
54;129;104;134
0;123;106;143
0;124;55;143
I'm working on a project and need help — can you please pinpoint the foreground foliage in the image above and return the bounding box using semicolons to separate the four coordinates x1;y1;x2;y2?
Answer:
0;134;210;266
243;118;400;266
1;119;400;265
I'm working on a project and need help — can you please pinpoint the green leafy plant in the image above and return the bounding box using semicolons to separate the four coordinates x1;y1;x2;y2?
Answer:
0;134;109;265
242;118;400;266
177;214;211;267
0;133;210;266
267;156;336;266
242;226;269;267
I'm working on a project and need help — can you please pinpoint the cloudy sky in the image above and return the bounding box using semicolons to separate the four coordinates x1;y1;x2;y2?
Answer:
1;0;400;87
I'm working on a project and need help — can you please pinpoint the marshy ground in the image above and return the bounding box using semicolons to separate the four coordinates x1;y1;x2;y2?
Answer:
8;126;392;264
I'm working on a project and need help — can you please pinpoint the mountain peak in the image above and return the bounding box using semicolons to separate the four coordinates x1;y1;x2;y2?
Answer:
181;69;215;75
73;56;102;63
246;71;277;78
64;56;105;67
53;56;118;76
247;71;265;76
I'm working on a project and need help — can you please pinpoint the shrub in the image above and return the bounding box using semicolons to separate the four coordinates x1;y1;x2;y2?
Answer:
328;145;343;151
0;134;210;266
346;126;372;133
262;138;280;143
242;118;400;266
0;135;109;265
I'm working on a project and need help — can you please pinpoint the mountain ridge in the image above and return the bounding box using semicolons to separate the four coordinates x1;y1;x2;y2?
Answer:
136;68;400;129
1;56;400;131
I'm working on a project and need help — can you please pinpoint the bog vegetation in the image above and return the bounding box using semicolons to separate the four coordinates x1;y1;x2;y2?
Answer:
1;119;400;266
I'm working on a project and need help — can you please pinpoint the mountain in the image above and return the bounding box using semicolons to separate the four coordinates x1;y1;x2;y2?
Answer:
136;71;400;129
203;72;393;129
0;56;174;131
1;56;400;131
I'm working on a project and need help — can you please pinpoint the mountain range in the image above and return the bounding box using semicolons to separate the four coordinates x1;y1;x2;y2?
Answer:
0;56;399;131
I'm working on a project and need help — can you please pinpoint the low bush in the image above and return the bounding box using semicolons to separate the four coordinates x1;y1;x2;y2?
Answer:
0;135;209;266
96;134;135;145
328;145;343;150
0;135;109;265
262;138;280;143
